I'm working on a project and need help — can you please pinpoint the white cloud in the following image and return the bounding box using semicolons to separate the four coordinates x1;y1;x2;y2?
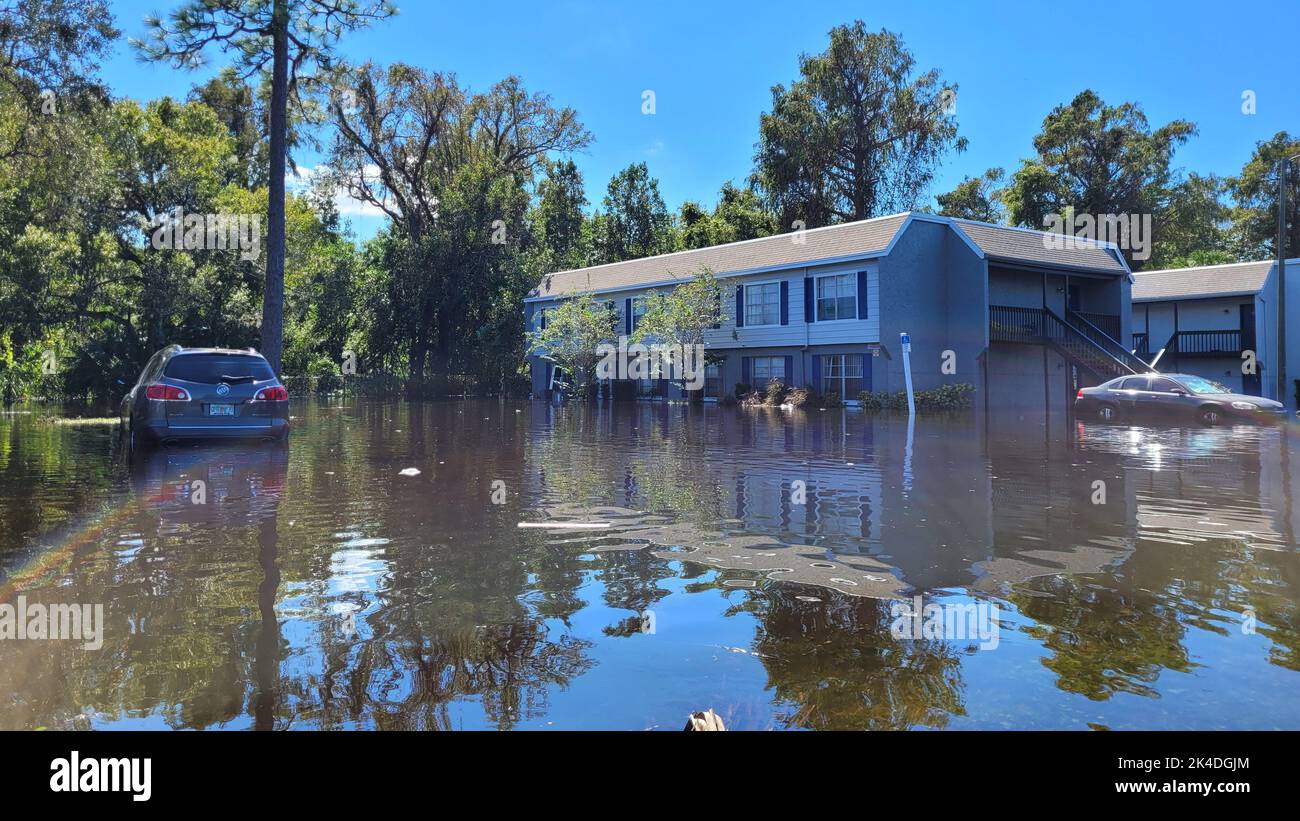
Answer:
287;164;390;219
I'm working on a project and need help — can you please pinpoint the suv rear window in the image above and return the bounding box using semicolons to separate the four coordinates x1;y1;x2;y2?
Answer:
164;354;274;384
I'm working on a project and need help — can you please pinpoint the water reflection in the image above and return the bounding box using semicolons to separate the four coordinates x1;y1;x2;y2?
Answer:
0;401;1297;730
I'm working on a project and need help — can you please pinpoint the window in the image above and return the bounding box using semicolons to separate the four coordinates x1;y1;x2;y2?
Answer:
1148;378;1182;393
165;354;275;384
817;274;857;321
536;306;554;331
821;354;863;399
631;297;646;331
751;356;787;385
744;282;781;326
1118;377;1147;391
1177;375;1230;394
704;363;721;399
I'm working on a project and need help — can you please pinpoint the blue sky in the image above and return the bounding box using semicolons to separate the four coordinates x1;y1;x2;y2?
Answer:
101;0;1297;238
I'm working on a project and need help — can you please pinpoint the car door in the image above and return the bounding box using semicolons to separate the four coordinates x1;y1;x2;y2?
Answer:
1111;376;1148;414
1141;376;1186;419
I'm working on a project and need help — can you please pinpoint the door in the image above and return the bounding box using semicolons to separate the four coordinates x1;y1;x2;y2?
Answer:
1240;303;1261;395
1111;375;1148;414
1144;376;1191;420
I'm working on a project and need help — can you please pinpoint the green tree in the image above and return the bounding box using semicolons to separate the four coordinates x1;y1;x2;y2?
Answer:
0;0;118;160
678;182;778;250
189;67;297;190
752;22;964;228
328;63;590;385
593;162;673;263
1226;131;1300;260
527;293;618;398
135;0;397;373
1002;89;1195;267
531;159;588;272
936;168;1005;223
1148;173;1233;269
632;267;727;399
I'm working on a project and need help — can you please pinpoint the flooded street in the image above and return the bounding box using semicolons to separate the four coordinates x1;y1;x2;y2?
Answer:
1;398;1298;730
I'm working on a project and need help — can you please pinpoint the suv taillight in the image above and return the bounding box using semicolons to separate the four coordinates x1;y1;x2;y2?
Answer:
254;386;288;401
1076;389;1084;400
146;384;190;401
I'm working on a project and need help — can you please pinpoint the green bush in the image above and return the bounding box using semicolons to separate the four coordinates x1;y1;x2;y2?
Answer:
856;382;975;412
763;377;789;405
733;382;751;400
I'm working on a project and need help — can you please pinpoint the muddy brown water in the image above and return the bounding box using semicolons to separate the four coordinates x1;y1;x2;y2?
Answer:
1;398;1297;729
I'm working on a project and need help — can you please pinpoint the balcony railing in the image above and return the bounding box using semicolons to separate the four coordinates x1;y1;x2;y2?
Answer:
1132;332;1149;356
990;305;1143;379
1072;311;1121;341
1173;329;1243;356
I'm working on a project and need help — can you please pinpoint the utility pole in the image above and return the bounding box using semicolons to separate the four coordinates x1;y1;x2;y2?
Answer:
1280;158;1288;405
1280;155;1299;407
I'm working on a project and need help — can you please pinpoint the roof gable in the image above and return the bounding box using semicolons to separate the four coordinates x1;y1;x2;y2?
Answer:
530;213;909;298
1131;260;1288;302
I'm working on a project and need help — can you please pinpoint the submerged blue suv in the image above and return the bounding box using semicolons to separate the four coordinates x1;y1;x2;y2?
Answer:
120;346;289;447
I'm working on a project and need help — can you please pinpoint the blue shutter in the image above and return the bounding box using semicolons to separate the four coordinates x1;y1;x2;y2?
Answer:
783;355;793;385
735;284;744;328
779;280;789;325
741;356;752;387
863;353;872;391
811;355;822;392
540;308;547;330
804;277;814;323
624;298;632;335
857;271;869;319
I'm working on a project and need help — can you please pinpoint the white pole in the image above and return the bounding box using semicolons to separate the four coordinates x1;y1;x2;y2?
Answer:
900;332;915;415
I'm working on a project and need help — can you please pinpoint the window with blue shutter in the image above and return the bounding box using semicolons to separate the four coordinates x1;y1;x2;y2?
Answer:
783;355;793;384
804;277;814;323
624;297;632;336
779;280;789;325
741;356;752;387
735;284;744;328
857;270;869;319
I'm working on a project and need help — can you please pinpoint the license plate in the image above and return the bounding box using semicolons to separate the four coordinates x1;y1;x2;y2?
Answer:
208;404;235;417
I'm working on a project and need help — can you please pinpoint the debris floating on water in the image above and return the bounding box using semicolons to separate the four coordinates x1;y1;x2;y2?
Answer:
683;709;726;731
398;467;421;476
517;521;610;529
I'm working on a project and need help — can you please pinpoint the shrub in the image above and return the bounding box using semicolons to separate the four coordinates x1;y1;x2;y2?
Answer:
733;382;751;400
763;377;789;405
785;386;810;407
856;382;976;412
820;390;842;408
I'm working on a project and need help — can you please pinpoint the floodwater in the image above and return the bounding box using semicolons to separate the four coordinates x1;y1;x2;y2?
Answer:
1;398;1297;730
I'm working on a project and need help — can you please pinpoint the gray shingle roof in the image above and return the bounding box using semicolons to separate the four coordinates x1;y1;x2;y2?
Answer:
529;212;1130;299
950;219;1128;274
1131;260;1287;302
530;213;909;298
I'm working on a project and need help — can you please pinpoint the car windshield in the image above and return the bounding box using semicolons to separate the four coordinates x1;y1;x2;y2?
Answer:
1177;375;1231;394
164;354;274;384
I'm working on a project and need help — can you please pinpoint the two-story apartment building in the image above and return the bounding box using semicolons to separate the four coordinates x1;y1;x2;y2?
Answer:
526;212;1143;413
1130;258;1300;405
